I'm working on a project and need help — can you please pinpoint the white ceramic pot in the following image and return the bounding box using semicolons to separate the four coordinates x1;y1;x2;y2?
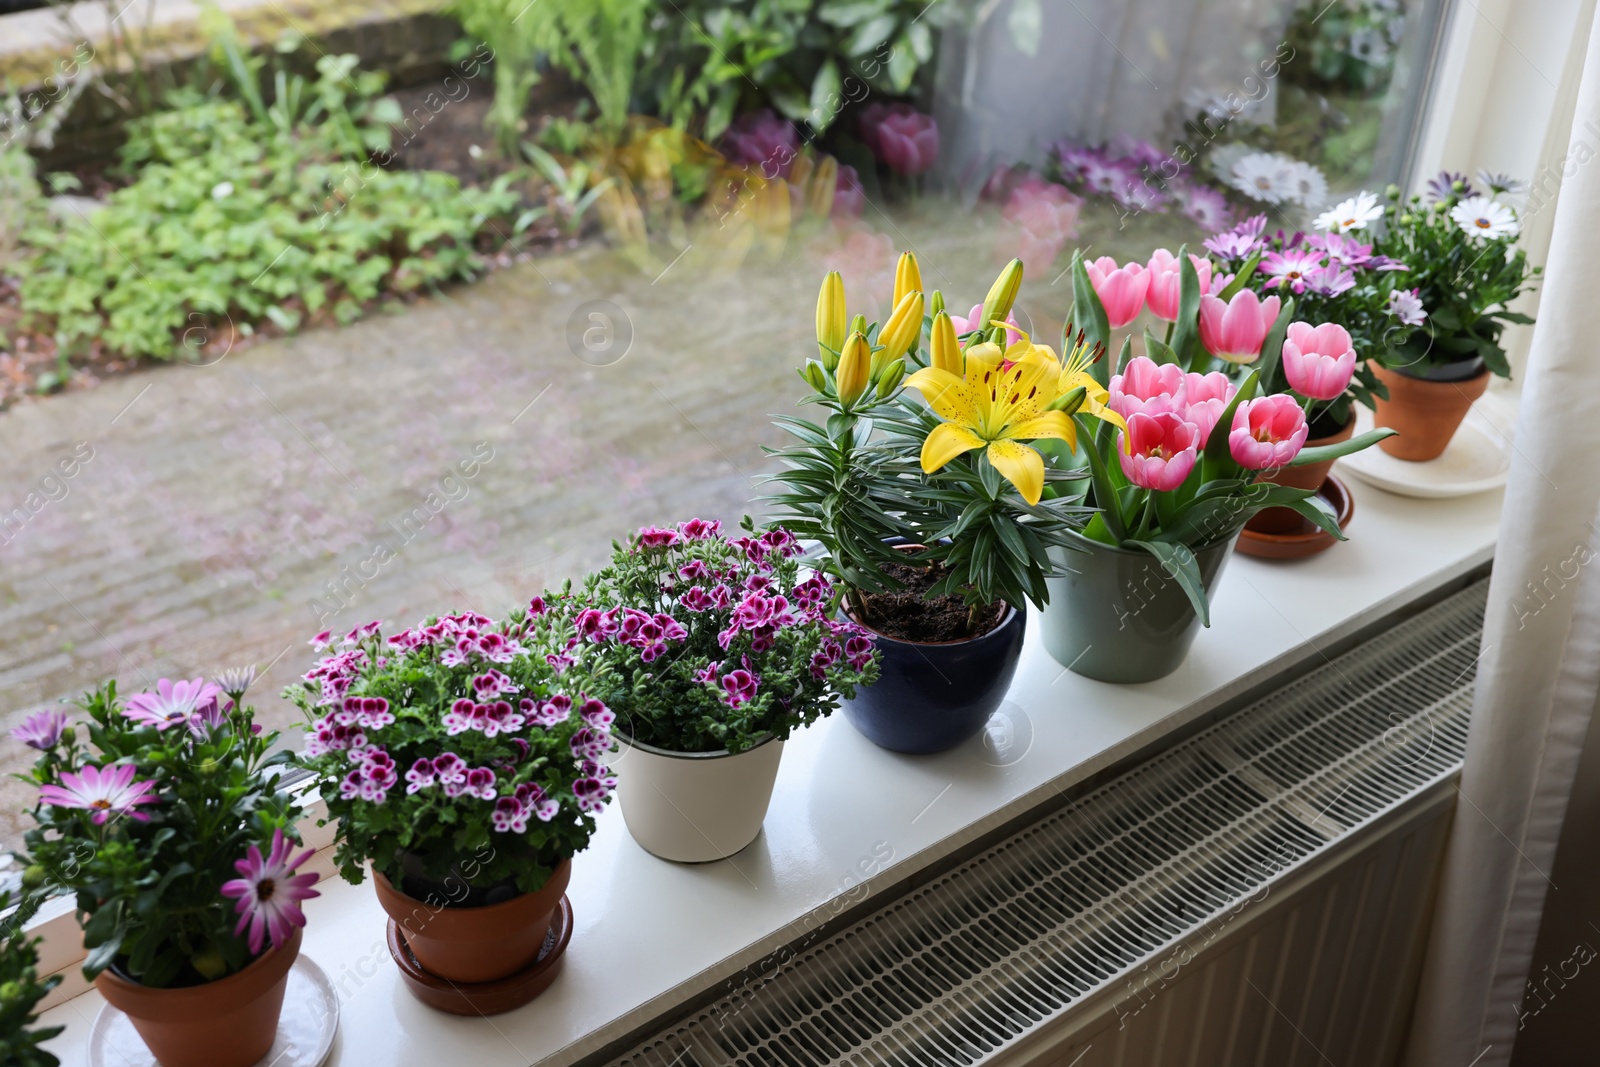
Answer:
614;734;785;863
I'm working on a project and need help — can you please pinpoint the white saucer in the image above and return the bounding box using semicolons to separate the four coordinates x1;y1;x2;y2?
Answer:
88;956;338;1067
1339;397;1514;498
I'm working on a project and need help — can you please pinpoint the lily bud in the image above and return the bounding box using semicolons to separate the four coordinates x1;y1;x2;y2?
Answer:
835;331;872;406
980;258;1024;328
876;359;907;398
929;310;962;375
930;289;945;316
800;361;827;393
893;251;923;308
875;290;924;373
807;155;838;219
815;271;847;370
1047;385;1087;414
850;313;867;336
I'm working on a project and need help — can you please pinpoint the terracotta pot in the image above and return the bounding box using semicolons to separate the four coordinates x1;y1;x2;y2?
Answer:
1246;414;1355;535
373;859;570;984
1373;362;1490;461
94;928;301;1067
614;734;785;862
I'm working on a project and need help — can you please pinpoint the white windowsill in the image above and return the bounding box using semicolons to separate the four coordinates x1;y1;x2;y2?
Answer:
36;477;1502;1066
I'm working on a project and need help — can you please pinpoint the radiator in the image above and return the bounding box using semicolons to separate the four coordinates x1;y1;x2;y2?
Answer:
596;580;1484;1067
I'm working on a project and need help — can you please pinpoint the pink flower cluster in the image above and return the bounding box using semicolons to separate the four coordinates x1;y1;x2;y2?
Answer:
1000;177;1082;275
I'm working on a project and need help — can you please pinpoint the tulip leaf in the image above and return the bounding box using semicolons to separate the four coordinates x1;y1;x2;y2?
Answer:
1199;369;1259;486
1127;538;1212;627
1069;251;1111;385
1143;327;1179;367
1172;247;1202;367
1077;414;1126;542
1256;295;1295;387
1215;251;1261;302
1289;427;1397;466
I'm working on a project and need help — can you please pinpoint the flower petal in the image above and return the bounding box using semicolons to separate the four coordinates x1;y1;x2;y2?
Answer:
921;423;986;473
1007;410;1077;450
903;367;979;427
986;439;1046;505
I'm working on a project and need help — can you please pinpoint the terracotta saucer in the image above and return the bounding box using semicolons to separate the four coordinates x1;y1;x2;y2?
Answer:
386;895;572;1016
1239;475;1355;560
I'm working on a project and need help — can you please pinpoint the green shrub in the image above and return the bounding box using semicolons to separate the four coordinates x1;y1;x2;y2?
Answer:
17;58;519;363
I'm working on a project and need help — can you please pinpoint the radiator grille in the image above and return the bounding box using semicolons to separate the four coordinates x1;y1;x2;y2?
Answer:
601;581;1486;1067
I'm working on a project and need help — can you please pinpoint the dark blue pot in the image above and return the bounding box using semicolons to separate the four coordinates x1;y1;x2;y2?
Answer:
841;606;1027;754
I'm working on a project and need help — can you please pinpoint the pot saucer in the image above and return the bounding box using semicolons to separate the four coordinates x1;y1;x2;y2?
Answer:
89;956;338;1067
1339;402;1512;498
386;894;572;1015
1239;475;1354;560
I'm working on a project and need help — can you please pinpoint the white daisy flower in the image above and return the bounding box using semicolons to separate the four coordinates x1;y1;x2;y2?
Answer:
1228;151;1296;204
1314;191;1383;232
1281;159;1329;208
1450;195;1519;241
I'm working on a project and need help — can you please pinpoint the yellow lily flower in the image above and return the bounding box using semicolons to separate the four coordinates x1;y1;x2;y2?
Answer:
1052;337;1128;443
902;327;1075;505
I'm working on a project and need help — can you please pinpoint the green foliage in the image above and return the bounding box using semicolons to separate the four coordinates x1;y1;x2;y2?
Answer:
574;520;877;754
17;681;304;988
452;0;947;152
1282;0;1407;95
1373;183;1539;378
17;56;516;363
0;900;61;1067
287;608;613;897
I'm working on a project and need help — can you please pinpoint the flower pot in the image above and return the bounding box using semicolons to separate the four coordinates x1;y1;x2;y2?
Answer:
840;604;1027;754
1373;359;1490;461
1246;413;1354;535
1042;529;1239;684
614;733;784;862
94;928;301;1067
373;859;570;985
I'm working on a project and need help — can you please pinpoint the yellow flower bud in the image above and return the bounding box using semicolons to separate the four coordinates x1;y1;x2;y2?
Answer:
893;251;923;308
807;154;838;219
929;310;962;375
929;289;946;316
815;271;847;370
876;358;907;398
1047;385;1087;414
835;331;872;406
800;361;828;393
875;290;925;373
980;257;1024;328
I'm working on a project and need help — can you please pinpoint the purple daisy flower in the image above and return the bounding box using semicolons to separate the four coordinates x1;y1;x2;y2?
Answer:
220;828;320;955
11;709;69;750
39;763;160;824
124;677;223;731
1203;214;1268;259
1260;248;1325;293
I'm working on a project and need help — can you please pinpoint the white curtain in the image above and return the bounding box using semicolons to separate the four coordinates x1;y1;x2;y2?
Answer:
1403;14;1600;1066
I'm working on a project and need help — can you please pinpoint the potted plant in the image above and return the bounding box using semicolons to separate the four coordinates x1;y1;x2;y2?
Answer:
288;606;612;1010
770;254;1108;752
572;518;877;862
1367;172;1540;460
0;896;63;1067
1042;250;1395;682
1200;212;1422;529
12;671;316;1067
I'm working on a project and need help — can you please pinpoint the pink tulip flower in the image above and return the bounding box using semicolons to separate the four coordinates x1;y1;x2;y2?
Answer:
1088;255;1152;327
860;103;940;176
1110;356;1186;420
1119;411;1201;491
1145;249;1213;322
1199;289;1281;363
1086;256;1150;329
1229;395;1309;470
1182;371;1236;443
1281;321;1357;401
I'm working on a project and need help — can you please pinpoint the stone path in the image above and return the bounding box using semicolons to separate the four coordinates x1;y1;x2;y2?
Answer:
0;201;1183;848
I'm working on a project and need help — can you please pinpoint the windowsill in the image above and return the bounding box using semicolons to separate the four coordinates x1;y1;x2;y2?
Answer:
36;479;1502;1066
